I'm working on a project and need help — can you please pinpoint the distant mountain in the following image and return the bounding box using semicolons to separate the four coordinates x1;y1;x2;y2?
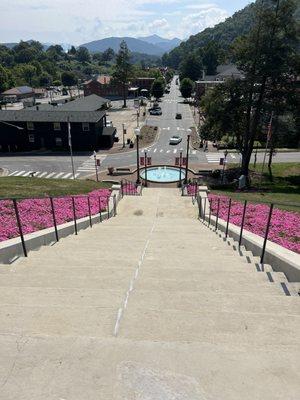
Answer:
80;37;164;55
138;35;181;52
1;40;71;51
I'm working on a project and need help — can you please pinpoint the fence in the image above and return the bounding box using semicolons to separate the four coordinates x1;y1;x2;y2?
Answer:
121;179;142;196
197;194;300;264
0;193;115;258
181;181;198;197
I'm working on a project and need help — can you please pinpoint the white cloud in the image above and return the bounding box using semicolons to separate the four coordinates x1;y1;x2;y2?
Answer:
149;18;169;29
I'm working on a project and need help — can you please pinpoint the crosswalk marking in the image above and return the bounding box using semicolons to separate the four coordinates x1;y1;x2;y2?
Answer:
8;171;19;176
45;172;56;178
166;150;170;153
62;173;72;179
37;172;48;178
206;153;224;163
14;170;26;176
54;172;64;178
153;148;157;153
173;149;177;154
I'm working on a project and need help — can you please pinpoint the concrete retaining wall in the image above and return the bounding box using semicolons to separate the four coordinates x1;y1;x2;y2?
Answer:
0;188;121;264
198;190;300;282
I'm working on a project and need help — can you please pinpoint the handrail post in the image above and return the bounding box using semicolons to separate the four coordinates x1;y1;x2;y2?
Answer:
215;198;220;231
98;196;102;222
199;195;202;219
202;197;207;222
225;198;232;239
208;198;212;227
71;196;78;235
13;199;27;257
239;200;247;247
87;196;92;227
121;180;124;197
107;196;110;218
260;203;274;265
50;197;59;242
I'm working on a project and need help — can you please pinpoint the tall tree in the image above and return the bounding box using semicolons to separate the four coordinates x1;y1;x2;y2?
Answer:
179;53;203;81
180;78;194;100
233;0;299;180
76;47;90;63
151;78;164;99
113;41;132;107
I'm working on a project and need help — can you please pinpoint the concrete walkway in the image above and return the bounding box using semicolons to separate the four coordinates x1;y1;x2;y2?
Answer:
0;188;299;399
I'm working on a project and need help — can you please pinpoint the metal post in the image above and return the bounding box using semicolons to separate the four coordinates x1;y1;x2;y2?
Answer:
260;204;274;264
50;197;59;242
184;134;190;184
208;199;212;227
122;123;126;148
178;151;182;187
215;198;220;231
113;194;117;216
98;196;102;222
94;151;99;182
87;196;92;227
199;196;202;219
107;196;110;218
71;197;78;235
67;118;76;180
239;200;247;247
13;199;27;257
144;150;148;187
203;197;207;222
136;134;141;184
225;198;232;239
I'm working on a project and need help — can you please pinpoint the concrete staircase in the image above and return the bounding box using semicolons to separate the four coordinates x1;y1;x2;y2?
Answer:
0;188;299;399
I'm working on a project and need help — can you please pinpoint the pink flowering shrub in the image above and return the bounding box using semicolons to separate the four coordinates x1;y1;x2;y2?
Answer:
208;194;300;254
0;188;111;242
187;184;198;196
122;182;138;195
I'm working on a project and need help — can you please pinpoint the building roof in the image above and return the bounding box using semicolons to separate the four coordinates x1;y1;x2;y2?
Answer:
101;126;116;136
59;94;109;111
216;64;241;76
0;109;105;123
2;86;34;96
84;75;112;86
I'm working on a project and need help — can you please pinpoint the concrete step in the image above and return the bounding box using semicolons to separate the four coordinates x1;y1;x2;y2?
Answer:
127;290;300;315
0;305;117;337
118;308;300;345
0;286;125;308
134;277;284;295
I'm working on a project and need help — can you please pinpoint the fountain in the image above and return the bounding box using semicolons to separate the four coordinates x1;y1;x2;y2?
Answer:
140;166;186;183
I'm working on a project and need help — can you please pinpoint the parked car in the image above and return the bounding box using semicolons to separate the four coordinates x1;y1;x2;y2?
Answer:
149;108;162;115
106;120;113;127
169;135;182;145
175;113;182;119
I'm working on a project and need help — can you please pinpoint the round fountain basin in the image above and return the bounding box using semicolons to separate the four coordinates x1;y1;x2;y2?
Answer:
140;166;186;183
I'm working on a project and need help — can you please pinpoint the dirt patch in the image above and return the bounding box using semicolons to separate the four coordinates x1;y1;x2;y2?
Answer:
139;125;159;147
134;209;143;216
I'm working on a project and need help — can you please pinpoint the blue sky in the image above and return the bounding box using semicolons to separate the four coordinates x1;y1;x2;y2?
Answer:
0;0;252;45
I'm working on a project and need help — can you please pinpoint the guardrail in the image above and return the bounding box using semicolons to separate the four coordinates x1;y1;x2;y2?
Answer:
0;193;115;258
197;194;300;264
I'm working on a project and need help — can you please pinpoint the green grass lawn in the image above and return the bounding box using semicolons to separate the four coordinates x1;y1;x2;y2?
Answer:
211;163;300;211
0;177;112;199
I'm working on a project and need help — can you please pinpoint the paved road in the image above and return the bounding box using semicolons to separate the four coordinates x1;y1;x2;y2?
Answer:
0;76;299;179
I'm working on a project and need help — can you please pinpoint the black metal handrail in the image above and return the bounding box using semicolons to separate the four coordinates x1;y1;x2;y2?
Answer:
0;192;113;258
121;179;141;196
200;195;300;265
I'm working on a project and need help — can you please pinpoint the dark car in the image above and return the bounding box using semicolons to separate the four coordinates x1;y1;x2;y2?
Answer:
150;108;162;115
175;113;182;119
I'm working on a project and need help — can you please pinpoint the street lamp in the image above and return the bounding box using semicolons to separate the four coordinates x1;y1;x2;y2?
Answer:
184;129;191;184
93;150;99;182
122;123;126;148
67;117;76;180
144;149;148;187
135;127;141;184
178;149;183;187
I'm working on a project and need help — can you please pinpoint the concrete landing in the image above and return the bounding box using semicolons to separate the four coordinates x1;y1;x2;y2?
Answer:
0;187;299;399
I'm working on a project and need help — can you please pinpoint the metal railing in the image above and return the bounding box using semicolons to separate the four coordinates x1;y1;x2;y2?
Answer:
0;193;115;258
181;180;198;197
121;179;142;196
197;194;300;264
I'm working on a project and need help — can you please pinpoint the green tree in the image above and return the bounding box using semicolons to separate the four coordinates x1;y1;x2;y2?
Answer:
113;41;132;107
202;41;219;75
180;78;194;100
39;73;52;87
102;48;115;62
151;78;164;99
22;64;37;86
76;47;90;63
61;71;78;87
0;65;10;92
179;54;203;81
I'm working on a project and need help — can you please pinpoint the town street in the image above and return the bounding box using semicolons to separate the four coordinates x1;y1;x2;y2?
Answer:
0;77;299;179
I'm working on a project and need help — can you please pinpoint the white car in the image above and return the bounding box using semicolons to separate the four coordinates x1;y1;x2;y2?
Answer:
169;135;182;145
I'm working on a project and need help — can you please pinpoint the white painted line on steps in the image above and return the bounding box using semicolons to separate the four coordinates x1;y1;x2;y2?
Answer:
113;196;159;337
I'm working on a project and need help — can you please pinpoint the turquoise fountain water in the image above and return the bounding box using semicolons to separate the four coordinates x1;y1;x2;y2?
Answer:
140;166;186;183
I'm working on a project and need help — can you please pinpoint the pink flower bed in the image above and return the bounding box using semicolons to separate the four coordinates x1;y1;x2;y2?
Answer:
122;182;138;195
187;184;198;196
208;194;300;254
0;188;111;242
